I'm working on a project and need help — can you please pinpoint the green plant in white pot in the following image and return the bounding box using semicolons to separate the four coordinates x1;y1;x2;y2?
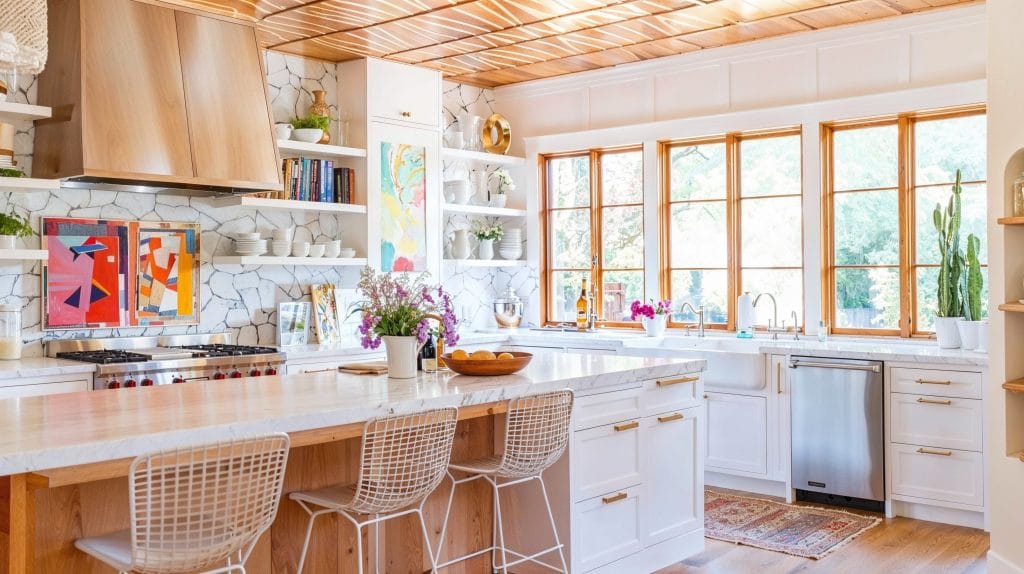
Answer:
956;233;984;350
0;210;31;250
932;170;965;348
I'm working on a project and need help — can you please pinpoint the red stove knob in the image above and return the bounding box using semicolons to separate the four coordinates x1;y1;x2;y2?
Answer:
213;370;227;380
107;380;121;389
249;367;262;377
230;368;243;379
172;376;185;384
140;377;154;387
265;366;278;376
124;378;137;388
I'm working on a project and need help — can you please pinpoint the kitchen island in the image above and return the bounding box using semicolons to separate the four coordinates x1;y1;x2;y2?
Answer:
0;351;705;574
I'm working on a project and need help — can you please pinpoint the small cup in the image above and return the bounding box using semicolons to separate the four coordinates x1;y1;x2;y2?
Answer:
274;123;292;140
271;227;294;242
309;244;326;258
291;241;310;257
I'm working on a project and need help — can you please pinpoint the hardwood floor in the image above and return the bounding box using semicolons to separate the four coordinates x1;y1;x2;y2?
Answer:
656;491;989;574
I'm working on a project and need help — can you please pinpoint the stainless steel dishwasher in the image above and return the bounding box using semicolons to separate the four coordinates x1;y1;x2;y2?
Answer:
789;356;885;511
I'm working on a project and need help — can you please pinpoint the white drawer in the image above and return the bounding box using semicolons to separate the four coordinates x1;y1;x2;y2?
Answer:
0;379;91;399
890;443;984;507
575;387;641;430
574;418;642;501
890;393;983;452
575;485;643;573
890;367;982;399
641;373;700;417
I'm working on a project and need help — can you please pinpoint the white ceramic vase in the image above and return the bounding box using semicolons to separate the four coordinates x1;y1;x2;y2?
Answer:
934;316;962;349
643;315;667;337
382;335;419;379
0;236;15;250
478;238;494;260
451;229;471;260
977;319;989;352
490;194;507;208
956;319;983;351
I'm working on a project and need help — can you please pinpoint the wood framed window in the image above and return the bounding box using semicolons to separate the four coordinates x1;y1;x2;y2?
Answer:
541;146;644;326
821;105;986;337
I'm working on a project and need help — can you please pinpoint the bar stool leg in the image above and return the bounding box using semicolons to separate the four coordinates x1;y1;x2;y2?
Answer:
537;476;569;573
490;477;510;574
296;505;334;574
435;473;458;567
415;499;439;573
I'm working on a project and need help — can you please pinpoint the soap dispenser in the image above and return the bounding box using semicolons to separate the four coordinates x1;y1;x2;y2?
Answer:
736;292;755;338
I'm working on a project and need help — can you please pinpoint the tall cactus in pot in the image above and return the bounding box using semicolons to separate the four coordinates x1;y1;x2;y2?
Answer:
932;170;966;348
962;233;983;322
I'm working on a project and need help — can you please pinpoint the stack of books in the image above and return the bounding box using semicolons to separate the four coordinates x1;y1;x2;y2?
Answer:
280;157;356;204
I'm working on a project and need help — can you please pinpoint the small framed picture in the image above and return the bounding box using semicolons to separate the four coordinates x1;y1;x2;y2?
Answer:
311;284;342;344
277;302;311;347
333;287;361;341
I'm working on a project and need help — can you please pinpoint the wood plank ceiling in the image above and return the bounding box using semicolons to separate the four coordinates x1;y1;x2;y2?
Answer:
161;0;982;87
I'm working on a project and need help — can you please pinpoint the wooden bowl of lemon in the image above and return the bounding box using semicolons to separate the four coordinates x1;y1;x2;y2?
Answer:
441;350;533;376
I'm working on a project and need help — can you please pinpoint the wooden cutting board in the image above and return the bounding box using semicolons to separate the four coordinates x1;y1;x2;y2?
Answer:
338;361;389;375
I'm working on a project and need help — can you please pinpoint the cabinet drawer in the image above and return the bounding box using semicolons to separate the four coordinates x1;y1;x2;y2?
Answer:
575;485;643;573
0;379;91;399
574;418;642;501
890;367;982;399
367;59;440;128
575;388;641;430
890;393;983;452
890;443;983;507
641;373;700;416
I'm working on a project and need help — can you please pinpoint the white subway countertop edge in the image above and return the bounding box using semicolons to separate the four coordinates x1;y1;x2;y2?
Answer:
0;357;97;385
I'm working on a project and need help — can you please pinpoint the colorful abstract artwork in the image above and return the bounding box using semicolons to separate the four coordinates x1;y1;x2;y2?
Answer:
380;141;427;272
311;284;341;344
42;218;131;329
131;222;200;326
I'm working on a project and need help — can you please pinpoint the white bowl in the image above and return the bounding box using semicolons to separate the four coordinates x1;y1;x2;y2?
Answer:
339;248;356;258
234;232;262;241
271;228;294;241
292;128;323;143
323;243;342;258
271;242;291;257
308;244;326;258
291;242;310;257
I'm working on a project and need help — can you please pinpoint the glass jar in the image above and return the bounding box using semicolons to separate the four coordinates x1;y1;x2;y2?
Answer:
0;304;21;360
1014;171;1024;217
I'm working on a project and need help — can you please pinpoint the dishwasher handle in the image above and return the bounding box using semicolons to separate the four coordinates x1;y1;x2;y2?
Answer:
789;359;881;373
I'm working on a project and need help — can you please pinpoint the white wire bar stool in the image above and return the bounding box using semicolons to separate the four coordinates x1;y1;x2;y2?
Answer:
75;433;291;574
290;407;459;574
436;389;574;574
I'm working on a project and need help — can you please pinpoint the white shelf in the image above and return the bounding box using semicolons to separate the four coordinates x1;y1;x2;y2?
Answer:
0;101;51;121
443;204;527;217
442;147;526;166
0;177;60;191
209;195;367;214
444;259;527;268
277;139;366;159
0;249;47;261
212;256;367;267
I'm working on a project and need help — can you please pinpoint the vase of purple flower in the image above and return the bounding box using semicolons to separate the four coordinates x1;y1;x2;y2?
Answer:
356;267;460;379
630;299;672;337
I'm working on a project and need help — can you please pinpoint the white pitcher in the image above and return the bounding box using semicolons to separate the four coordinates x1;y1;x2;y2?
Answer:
451;229;471;260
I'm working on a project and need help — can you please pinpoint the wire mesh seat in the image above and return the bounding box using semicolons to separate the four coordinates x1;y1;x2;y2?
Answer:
290;407;459;574
75;433;291;574
437;389;574;574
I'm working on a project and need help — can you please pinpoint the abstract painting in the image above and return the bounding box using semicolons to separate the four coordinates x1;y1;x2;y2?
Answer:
311;284;341;344
42;218;131;329
380;141;427;272
131;222;200;326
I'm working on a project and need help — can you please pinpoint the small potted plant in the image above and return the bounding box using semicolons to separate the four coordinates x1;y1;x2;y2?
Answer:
0;210;31;250
290;114;330;144
471;220;504;260
957;233;984;350
490;168;515;208
630;299;672;337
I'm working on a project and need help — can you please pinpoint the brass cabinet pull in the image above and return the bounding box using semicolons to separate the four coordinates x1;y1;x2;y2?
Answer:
656;375;699;387
917;447;953;456
303;368;335;373
703;393;709;399
400;111;412;117
613;421;639;432
657;413;684;423
602;492;627;504
916;378;952;385
776;362;783;394
916;397;953;405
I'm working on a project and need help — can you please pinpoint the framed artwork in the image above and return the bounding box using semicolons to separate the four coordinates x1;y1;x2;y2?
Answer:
42;218;131;329
380;141;427;272
333;287;360;342
131;221;201;326
277;302;311;347
310;284;341;344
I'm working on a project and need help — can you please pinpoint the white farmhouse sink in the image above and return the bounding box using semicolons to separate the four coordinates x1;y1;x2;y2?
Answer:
621;336;766;391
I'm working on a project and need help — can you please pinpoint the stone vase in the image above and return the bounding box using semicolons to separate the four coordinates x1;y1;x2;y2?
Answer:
309;89;331;144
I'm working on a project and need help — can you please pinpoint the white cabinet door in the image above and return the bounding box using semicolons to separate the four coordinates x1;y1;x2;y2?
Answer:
574;418;643;501
0;378;91;398
705;392;767;476
366;58;440;128
642;406;702;546
768;355;791;481
575;485;644;573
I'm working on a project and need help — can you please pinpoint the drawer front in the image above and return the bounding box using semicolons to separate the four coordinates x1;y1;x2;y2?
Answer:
367;59;440;128
890;367;982;399
641;373;700;416
0;379;91;399
575;485;643;573
574;419;642;501
286;361;342;375
890;393;984;452
890;443;984;507
575;388;641;430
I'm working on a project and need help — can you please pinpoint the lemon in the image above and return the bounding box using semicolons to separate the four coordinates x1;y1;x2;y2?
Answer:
470;350;497;361
497;352;514;360
451;349;469;361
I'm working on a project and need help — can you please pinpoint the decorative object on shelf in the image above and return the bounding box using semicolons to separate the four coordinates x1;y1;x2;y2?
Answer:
491;168;515;207
131;221;201;327
280;158;356;204
311;283;342;344
458;112;482;151
493;287;523;328
445;130;464;150
381;141;427;272
631;299;672;337
957;233;985;350
471;220;503;260
272;226;294;242
308;243;326;258
274;123;292;140
0;167;22;178
0;8;48;74
270;240;290;257
444;179;472;205
933;170;966;348
498;226;522;260
333;287;360;341
233;235;268;256
482;113;512;155
290;115;328;144
1014;171;1024;217
277;301;311;347
308;89;331;144
0;78;6;103
450;228;471;260
0;303;20;359
0;209;30;249
291;241;310;257
355;267;459;379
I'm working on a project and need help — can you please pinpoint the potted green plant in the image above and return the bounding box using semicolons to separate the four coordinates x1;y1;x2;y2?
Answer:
0;210;31;250
932;170;965;348
290;115;329;144
957;232;984;349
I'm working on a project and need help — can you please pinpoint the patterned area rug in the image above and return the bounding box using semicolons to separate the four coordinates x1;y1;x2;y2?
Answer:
705;489;882;559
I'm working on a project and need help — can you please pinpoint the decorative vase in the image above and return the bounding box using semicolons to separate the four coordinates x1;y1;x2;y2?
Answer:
382;335;419;379
0;236;15;250
934;316;962;349
309;89;331;144
490;194;507;208
956;319;983;351
478;238;494;260
451;229;471;260
642;315;667;337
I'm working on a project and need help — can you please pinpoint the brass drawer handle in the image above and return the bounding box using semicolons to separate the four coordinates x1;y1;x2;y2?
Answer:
916;397;953;405
656;375;699;387
303;368;335;373
602;492;627;504
400;111;412;117
776;362;782;394
916;378;952;385
657;413;684;423
917;447;953;456
613;421;639;432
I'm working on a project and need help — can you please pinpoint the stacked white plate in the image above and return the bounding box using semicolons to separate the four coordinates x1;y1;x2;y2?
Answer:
234;238;268;256
499;227;523;260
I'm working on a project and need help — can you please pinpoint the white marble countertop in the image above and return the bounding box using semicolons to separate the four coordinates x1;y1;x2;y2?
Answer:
755;339;988;367
0;352;704;476
279;332;512;361
0;356;97;386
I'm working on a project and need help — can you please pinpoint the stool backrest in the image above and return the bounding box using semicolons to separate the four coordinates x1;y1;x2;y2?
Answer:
499;389;574;478
351;407;459;514
128;433;290;573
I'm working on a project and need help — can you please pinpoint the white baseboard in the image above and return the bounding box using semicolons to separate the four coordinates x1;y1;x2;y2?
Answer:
889;500;985;530
988;550;1024;574
588;529;705;574
705;471;789;499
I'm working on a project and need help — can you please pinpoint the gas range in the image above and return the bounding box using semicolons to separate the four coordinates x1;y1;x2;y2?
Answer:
47;334;286;390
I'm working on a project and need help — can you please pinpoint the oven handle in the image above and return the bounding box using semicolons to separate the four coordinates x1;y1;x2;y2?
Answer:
184;376;211;382
788;360;880;373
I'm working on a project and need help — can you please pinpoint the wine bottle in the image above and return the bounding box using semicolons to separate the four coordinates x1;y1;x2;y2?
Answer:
576;278;589;331
421;331;437;372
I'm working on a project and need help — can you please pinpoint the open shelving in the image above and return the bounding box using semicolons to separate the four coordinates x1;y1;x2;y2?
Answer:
0;177;61;191
998;303;1024;313
442;203;527;218
0;101;51;122
277;139;367;159
442;147;526;166
443;259;527;268
0;249;47;261
208;195;366;214
212;256;367;267
998;216;1024;225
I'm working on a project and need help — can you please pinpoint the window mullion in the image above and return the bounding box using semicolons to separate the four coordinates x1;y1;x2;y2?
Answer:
726;133;740;331
590;150;601;321
898;115;914;338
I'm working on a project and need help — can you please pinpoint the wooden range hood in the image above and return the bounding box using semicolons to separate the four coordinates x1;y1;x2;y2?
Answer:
33;0;282;194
